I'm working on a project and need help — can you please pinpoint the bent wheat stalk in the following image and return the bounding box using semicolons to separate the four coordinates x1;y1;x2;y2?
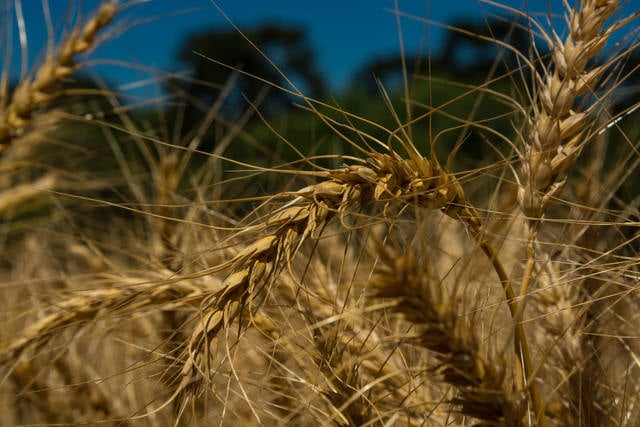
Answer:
173;149;543;422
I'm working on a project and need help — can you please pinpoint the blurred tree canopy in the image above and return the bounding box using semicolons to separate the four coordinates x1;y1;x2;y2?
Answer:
165;18;531;165
32;16;638;191
168;23;326;142
3;12;637;226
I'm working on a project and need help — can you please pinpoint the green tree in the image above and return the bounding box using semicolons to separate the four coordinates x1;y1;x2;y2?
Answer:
168;24;326;151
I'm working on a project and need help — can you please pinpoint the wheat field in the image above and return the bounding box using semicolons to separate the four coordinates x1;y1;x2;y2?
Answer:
1;1;639;425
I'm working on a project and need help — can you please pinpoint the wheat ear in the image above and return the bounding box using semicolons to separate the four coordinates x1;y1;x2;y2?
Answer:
174;152;460;392
0;276;209;365
517;0;630;220
0;174;57;217
0;1;118;153
512;1;637;423
371;246;526;426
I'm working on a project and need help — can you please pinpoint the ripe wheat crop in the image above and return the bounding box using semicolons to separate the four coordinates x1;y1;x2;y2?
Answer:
1;1;639;426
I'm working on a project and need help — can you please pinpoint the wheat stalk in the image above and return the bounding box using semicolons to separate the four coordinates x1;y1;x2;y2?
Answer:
172;152;458;392
168;147;548;423
2;0;638;424
506;3;639;423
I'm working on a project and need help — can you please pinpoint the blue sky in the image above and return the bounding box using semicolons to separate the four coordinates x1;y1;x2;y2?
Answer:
4;0;639;98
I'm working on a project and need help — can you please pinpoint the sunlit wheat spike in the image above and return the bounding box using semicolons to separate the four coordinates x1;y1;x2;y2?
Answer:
371;246;526;426
516;0;631;219
0;1;118;153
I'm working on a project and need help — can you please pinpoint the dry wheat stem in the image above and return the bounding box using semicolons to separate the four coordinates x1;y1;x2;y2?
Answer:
0;1;118;152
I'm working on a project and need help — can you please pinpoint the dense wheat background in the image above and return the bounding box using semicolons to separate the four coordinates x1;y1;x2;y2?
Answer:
1;1;639;425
